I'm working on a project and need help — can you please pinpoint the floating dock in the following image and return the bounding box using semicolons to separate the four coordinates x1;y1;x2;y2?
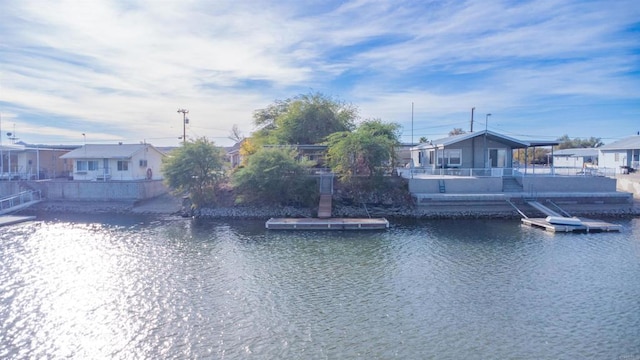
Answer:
0;215;37;227
265;217;389;230
521;217;622;233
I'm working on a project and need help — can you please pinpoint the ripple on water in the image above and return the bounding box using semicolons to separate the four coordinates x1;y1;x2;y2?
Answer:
1;216;639;359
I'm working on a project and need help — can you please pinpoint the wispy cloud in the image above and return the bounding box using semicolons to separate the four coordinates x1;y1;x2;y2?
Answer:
1;0;638;146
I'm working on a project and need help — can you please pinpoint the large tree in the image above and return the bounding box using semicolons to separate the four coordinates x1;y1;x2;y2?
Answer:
253;92;357;145
162;137;227;207
326;119;401;180
232;147;317;206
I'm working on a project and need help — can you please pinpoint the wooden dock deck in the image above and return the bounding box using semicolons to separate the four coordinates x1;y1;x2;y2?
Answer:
265;217;389;230
521;217;622;233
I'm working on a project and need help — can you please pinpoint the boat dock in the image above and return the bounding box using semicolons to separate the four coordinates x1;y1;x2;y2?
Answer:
265;217;389;230
519;200;621;233
521;217;622;233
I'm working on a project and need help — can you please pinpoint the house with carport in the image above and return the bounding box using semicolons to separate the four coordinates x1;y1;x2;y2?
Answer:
403;130;631;215
552;148;599;174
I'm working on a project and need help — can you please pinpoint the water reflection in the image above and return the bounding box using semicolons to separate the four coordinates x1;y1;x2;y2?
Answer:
1;215;639;359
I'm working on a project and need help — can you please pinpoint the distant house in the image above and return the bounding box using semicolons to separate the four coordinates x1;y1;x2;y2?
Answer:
1;143;75;180
598;135;640;173
552;148;599;168
226;139;246;168
410;130;557;176
60;143;165;181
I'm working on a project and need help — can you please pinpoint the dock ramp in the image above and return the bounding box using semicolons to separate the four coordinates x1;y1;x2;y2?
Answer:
526;200;562;218
0;190;42;215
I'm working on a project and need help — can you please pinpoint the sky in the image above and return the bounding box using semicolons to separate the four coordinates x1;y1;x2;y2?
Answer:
1;0;639;148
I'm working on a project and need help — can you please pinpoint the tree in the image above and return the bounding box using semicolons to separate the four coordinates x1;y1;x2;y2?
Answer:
449;128;466;136
162;137;227;207
252;92;357;145
326;119;401;181
556;134;603;149
228;124;244;143
232;147;317;206
419;136;429;143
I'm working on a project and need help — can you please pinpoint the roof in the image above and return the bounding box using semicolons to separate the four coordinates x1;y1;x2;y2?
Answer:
599;135;640;151
553;148;599;157
60;144;162;159
411;130;555;150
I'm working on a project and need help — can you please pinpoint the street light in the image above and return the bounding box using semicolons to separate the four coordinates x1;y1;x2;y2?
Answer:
484;113;492;169
177;109;189;144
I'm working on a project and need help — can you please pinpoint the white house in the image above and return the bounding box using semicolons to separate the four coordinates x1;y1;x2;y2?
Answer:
597;135;640;174
552;148;599;168
60;143;165;181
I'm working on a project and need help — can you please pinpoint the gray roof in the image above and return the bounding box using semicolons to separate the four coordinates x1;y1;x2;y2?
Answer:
411;130;557;150
553;148;599;157
60;144;160;159
599;135;640;151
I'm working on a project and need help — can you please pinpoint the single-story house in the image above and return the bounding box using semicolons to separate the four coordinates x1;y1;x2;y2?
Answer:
410;130;558;177
1;143;76;180
597;135;640;173
226;139;246;168
60;143;165;181
552;148;599;168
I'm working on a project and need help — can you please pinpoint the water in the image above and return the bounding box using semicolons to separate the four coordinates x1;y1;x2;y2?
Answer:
1;214;639;359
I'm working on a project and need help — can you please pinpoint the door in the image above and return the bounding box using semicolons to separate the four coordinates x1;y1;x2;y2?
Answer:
489;149;507;168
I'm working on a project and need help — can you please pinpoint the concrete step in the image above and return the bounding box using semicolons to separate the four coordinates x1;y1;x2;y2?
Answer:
318;194;332;218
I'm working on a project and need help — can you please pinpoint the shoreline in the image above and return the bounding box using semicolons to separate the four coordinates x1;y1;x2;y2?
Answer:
29;198;640;220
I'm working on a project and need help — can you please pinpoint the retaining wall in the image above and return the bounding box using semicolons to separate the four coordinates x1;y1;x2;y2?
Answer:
522;176;616;193
0;182;21;197
616;176;640;199
31;180;168;201
409;177;502;193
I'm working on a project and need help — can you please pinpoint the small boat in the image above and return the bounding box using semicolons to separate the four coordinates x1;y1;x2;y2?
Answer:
545;216;582;226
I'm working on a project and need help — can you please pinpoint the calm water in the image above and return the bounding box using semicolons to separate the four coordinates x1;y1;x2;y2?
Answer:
1;213;639;359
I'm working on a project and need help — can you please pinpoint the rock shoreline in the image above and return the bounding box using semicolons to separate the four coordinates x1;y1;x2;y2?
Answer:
33;200;640;219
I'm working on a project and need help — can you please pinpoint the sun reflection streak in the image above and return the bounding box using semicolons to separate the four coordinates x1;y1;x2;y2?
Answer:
0;221;181;359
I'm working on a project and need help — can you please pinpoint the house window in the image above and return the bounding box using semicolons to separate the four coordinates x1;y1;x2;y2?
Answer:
436;149;462;167
76;160;99;171
448;149;461;166
139;159;148;167
76;160;87;171
117;161;129;171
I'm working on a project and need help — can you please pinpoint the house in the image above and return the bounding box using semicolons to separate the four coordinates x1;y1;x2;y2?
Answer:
597;135;640;174
410;130;558;177
226;139;246;168
60;143;165;181
552;148;599;168
1;143;75;180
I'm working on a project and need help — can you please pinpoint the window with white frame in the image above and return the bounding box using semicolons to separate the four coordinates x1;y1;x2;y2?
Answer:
436;149;462;167
76;160;99;171
117;161;129;171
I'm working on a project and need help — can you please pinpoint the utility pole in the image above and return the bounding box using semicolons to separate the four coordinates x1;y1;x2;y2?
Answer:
177;109;189;145
470;107;475;132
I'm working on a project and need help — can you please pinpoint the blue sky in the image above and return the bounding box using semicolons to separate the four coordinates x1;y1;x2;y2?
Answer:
1;0;639;147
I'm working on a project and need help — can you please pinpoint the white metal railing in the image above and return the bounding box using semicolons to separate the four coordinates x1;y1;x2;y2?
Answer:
400;166;618;179
0;190;42;213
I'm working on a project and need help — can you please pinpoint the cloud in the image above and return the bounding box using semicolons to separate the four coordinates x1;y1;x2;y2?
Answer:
1;0;639;147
